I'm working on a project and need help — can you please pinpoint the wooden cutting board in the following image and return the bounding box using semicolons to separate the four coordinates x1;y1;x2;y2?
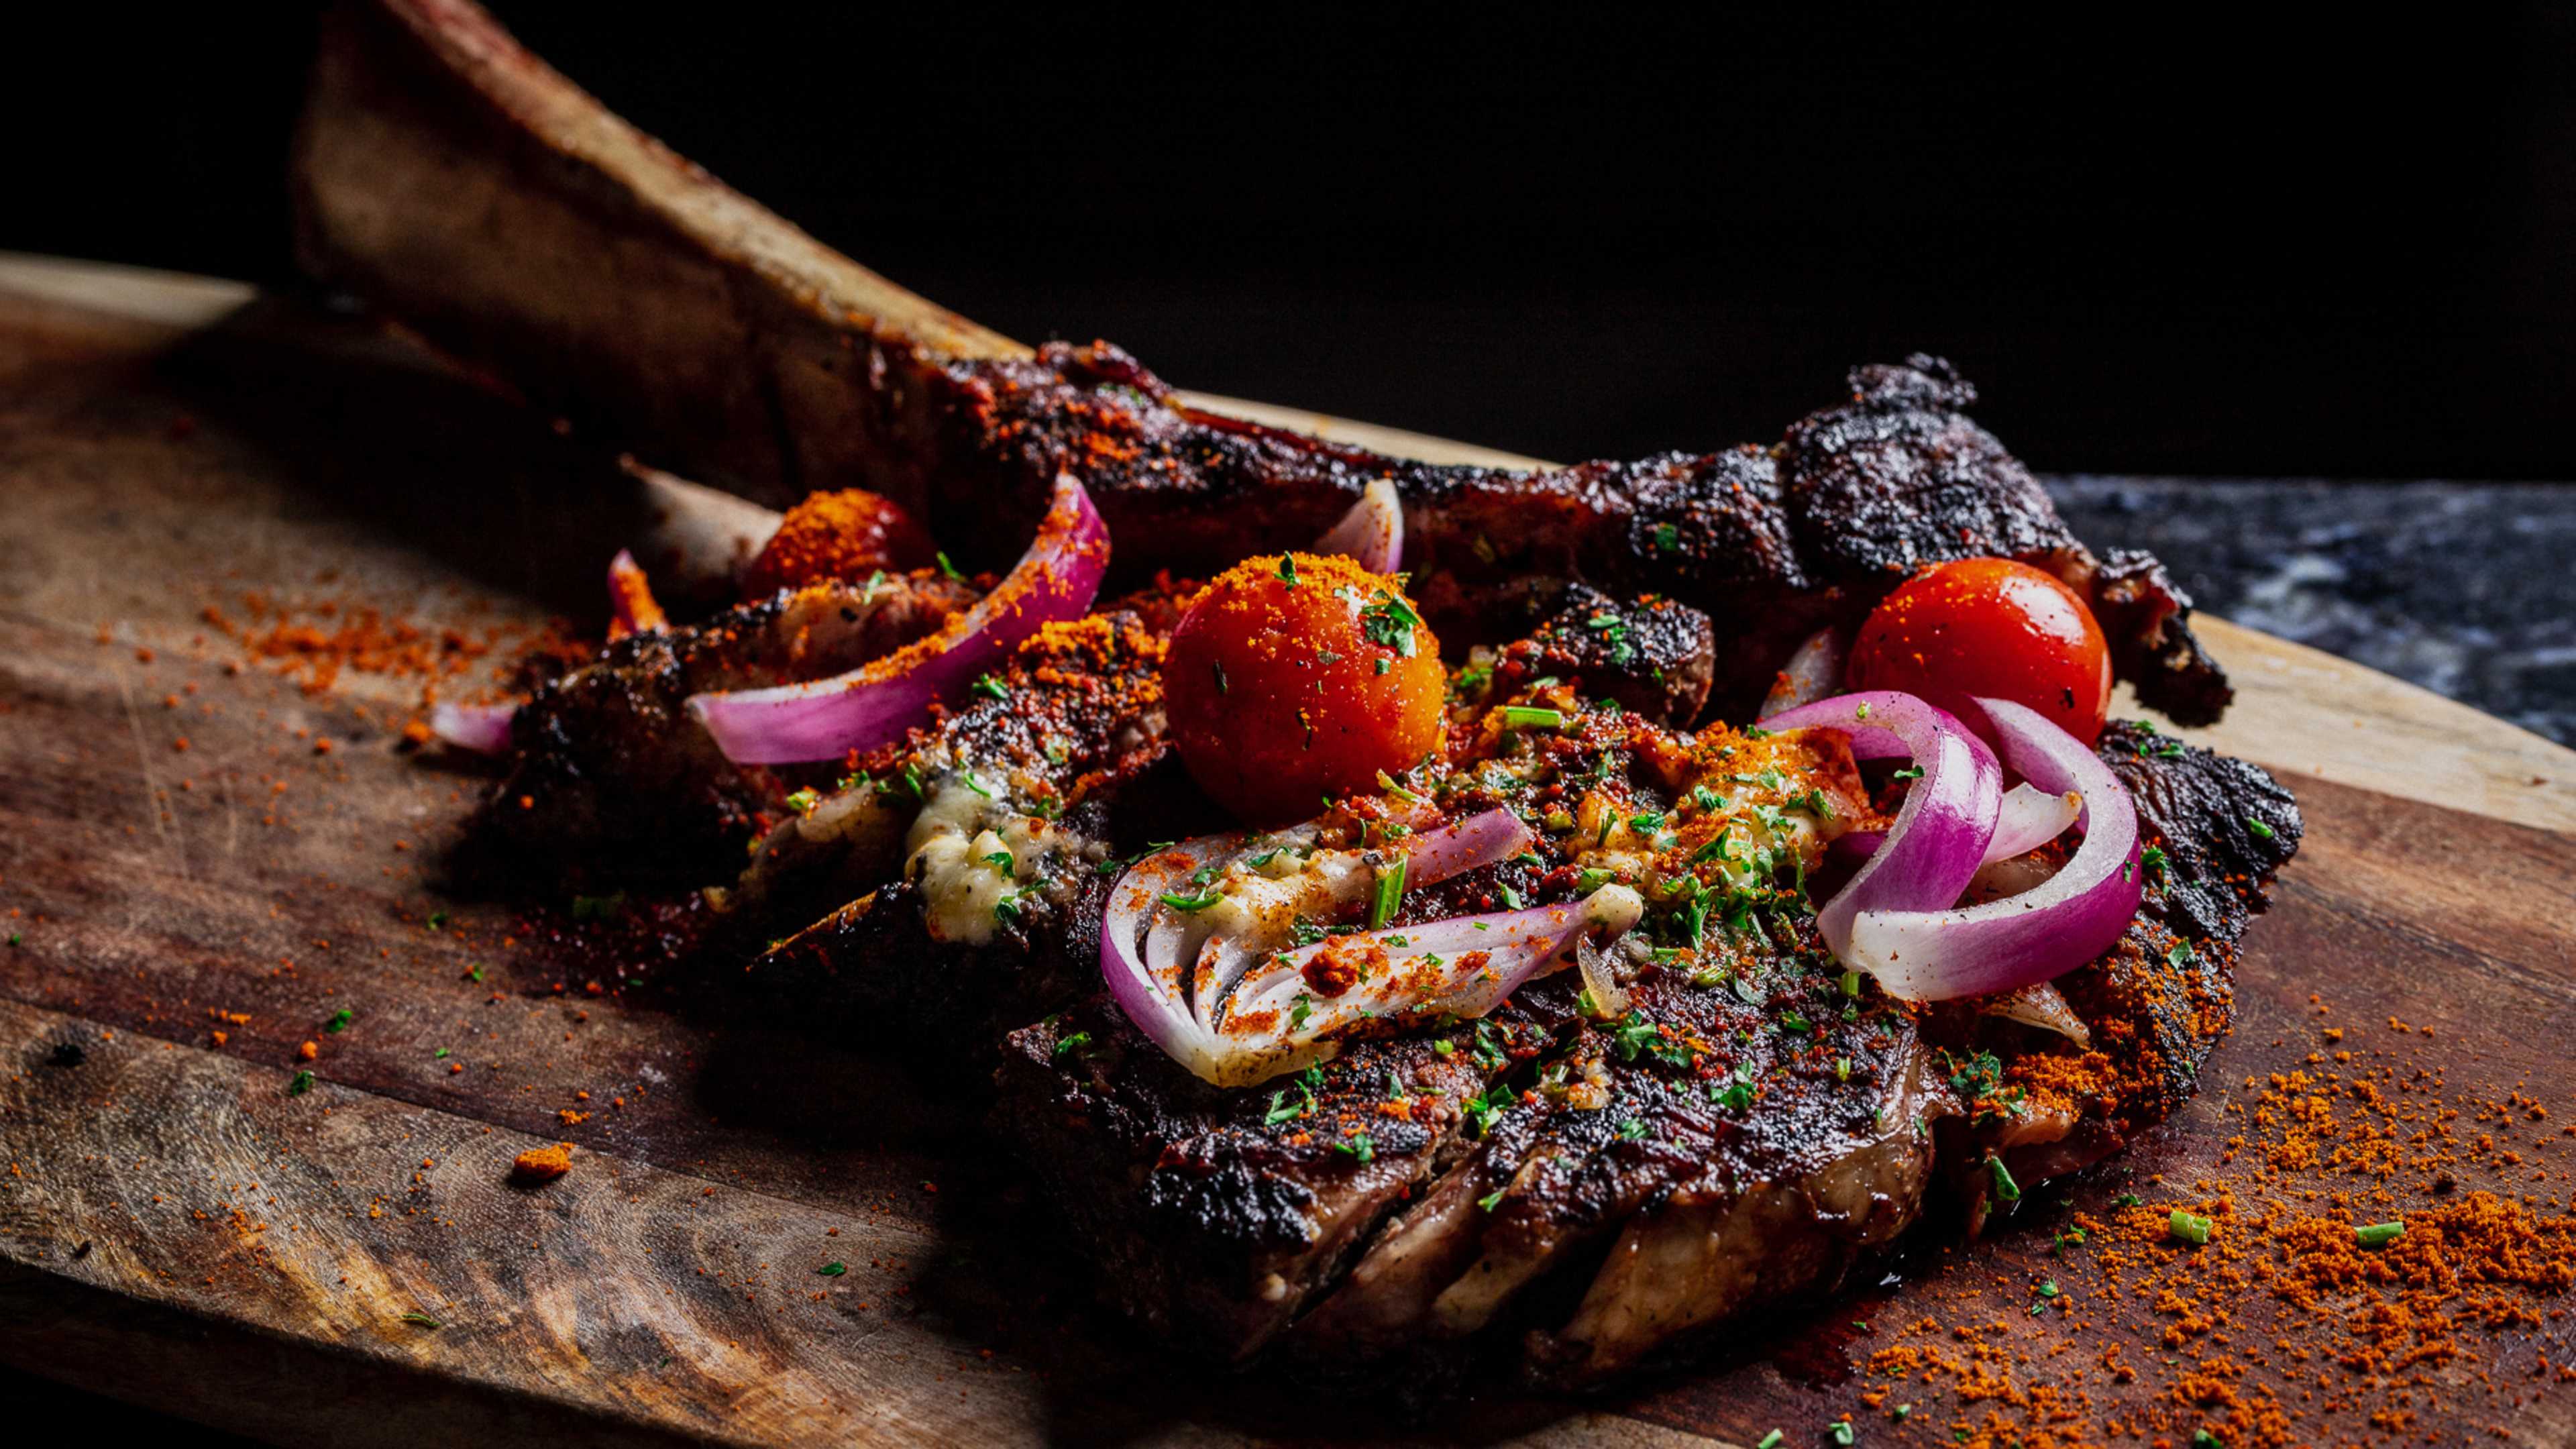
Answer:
3;254;2573;1448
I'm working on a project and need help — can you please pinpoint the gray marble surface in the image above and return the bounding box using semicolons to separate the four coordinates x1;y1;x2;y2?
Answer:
2048;477;2576;747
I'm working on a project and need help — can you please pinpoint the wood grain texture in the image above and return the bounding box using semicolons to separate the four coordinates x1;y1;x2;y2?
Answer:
7;245;2576;1449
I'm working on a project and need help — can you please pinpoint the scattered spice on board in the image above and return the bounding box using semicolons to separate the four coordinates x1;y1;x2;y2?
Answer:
511;1142;574;1184
1827;1000;2576;1447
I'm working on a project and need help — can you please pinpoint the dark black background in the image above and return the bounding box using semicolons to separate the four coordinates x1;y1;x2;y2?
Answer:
13;4;2575;478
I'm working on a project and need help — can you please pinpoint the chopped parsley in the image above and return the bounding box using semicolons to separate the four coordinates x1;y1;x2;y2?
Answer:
324;1008;353;1034
1987;1155;2021;1203
1289;994;1315;1031
2247;816;2277;839
1359;591;1423;657
1615;1118;1647;1141
818;1261;847;1277
286;1070;315;1097
1501;705;1564;731
1333;1132;1375;1163
1265;1084;1314;1124
783;788;821;815
936;550;965;580
969;673;1010;701
1051;1031;1092;1059
1277;554;1299;588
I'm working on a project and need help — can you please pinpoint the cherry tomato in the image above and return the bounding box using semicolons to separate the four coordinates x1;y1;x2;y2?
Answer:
1844;557;2112;745
742;489;935;598
1165;552;1446;824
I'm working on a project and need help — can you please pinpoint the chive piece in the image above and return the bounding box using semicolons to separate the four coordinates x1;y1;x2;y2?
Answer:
936;550;965;581
1840;969;1861;998
970;673;1010;701
1501;704;1565;731
1052;1031;1092;1059
2169;1210;2214;1245
1159;888;1224;912
1830;1421;1857;1446
1756;1432;1784;1449
1986;1155;2021;1203
1478;1187;1507;1212
2357;1220;2405;1248
286;1071;315;1097
2247;816;2277;839
818;1261;847;1276
324;1008;354;1034
1334;1132;1375;1163
400;1311;442;1328
1368;857;1407;929
2115;1193;2143;1208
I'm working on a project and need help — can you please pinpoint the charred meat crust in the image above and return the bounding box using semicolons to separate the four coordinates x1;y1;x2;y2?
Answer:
998;1000;1509;1360
297;5;2228;726
475;572;974;884
1488;582;1718;725
2102;720;2304;944
950;347;2227;724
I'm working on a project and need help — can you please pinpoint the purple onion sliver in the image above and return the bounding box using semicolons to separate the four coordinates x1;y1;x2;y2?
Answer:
1313;478;1404;574
1840;696;2141;1002
1757;627;1848;720
688;474;1108;765
1404;808;1536;886
1762;691;2002;962
429;700;518;755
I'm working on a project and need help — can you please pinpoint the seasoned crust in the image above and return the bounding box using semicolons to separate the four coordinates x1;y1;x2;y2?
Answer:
1778;355;2080;585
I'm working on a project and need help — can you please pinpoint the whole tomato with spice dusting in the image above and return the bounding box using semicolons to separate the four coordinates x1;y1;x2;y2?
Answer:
742;489;935;597
1845;557;2112;745
1165;553;1445;824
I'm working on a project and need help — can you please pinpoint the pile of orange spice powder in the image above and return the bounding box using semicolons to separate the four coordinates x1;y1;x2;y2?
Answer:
1809;1002;2576;1448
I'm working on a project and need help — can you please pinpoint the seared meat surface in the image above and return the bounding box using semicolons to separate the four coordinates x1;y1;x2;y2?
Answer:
1483;582;1717;726
478;572;974;884
944;346;2229;724
983;718;2298;1385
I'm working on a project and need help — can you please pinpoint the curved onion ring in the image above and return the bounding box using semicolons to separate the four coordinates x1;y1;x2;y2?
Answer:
1758;627;1848;719
605;548;667;639
1313;478;1403;574
1760;692;2002;969
1103;808;1546;1084
429;700;518;755
688;476;1108;764
1174;808;1536;1028
1841;696;2142;1001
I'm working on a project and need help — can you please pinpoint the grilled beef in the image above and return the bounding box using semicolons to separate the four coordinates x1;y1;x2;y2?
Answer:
1483;582;1717;726
477;572;973;884
985;722;2298;1385
296;1;2231;727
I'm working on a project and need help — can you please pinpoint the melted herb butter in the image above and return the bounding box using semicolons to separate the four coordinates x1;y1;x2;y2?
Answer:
907;774;1091;943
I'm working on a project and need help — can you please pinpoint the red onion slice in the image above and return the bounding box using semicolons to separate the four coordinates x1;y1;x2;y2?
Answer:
1212;889;1627;1082
1988;783;2083;862
688;475;1108;764
1758;627;1848;719
1313;478;1403;574
1101;807;1548;1083
1100;837;1236;1076
1181;808;1537;1029
605;548;666;639
1760;692;2002;966
429;700;517;754
1841;696;2142;1001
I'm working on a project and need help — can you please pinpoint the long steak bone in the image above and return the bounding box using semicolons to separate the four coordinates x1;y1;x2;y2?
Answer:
291;0;2230;724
